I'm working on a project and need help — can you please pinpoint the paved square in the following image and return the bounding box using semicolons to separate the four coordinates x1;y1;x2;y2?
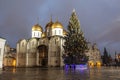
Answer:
0;67;120;80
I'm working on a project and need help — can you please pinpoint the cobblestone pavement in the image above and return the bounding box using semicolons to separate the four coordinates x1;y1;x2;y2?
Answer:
0;67;120;80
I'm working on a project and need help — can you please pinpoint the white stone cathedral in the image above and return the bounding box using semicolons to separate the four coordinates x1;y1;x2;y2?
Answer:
16;19;67;67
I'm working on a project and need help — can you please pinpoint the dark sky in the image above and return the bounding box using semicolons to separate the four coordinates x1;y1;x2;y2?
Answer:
0;0;120;57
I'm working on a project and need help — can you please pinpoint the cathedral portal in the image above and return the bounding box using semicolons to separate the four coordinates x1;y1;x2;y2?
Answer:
37;45;48;67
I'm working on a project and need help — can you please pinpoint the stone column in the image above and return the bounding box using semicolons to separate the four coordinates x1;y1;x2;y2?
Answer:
16;43;19;67
60;39;64;67
26;53;29;67
36;51;39;66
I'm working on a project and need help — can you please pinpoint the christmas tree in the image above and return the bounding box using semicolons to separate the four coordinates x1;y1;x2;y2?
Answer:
63;9;88;65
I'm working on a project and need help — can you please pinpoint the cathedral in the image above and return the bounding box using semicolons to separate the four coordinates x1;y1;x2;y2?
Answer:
16;18;66;67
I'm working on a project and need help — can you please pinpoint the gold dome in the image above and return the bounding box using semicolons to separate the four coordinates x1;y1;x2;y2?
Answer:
32;24;43;32
45;21;53;29
42;32;46;37
51;21;63;29
63;29;67;35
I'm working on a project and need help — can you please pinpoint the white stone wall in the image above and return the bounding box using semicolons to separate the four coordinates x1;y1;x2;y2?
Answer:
48;36;64;67
16;39;27;67
26;38;37;67
16;36;65;67
48;37;57;66
26;53;36;67
59;38;65;67
0;38;6;68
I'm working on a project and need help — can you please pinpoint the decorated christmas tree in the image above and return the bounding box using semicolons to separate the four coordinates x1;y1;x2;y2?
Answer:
63;9;88;65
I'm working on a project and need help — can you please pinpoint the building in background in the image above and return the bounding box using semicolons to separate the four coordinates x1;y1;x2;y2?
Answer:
85;43;102;67
115;53;120;66
3;44;16;67
115;53;120;62
0;37;6;68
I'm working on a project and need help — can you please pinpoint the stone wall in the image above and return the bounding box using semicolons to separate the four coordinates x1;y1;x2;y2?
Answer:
0;38;6;68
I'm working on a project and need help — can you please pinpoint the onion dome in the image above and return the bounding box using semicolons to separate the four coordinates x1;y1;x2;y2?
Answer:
51;21;63;29
42;32;46;38
32;24;43;32
63;29;67;35
45;21;54;29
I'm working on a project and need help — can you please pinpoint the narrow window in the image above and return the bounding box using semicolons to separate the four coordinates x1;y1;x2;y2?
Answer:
38;32;39;37
34;32;35;36
59;30;60;35
0;48;1;55
55;30;56;35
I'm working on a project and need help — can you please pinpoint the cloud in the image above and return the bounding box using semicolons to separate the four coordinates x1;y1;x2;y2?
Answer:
0;0;120;56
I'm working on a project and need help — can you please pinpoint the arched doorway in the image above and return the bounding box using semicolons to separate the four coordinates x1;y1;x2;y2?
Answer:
37;45;48;67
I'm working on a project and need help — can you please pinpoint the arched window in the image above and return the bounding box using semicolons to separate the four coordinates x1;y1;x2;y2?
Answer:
22;42;24;47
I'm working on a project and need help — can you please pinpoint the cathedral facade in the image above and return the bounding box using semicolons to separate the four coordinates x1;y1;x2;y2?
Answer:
16;20;67;67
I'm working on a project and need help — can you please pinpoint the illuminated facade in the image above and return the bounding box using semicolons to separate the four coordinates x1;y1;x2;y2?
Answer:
3;45;16;67
115;53;120;62
16;19;66;67
85;43;102;67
